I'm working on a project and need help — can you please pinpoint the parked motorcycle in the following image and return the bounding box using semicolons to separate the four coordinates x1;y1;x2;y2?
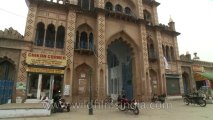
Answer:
183;93;206;107
151;94;166;103
117;95;139;115
52;91;70;113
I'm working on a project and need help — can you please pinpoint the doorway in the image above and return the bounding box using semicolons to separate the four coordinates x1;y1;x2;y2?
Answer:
27;73;63;99
107;38;133;99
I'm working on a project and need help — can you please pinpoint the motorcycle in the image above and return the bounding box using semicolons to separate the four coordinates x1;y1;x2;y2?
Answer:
183;93;206;107
52;91;70;113
117;95;139;115
151;94;166;103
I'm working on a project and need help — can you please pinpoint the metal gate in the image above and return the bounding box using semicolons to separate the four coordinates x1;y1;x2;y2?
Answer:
0;80;14;104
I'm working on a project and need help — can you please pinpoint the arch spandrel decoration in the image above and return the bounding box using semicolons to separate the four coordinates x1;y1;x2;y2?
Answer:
106;31;140;55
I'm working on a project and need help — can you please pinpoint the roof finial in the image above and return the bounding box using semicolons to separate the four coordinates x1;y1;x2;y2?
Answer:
169;15;173;22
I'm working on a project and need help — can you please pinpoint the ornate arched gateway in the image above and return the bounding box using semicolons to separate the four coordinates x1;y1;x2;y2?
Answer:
106;33;139;100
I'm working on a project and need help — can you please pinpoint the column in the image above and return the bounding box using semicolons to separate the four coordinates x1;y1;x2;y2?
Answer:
65;10;76;100
37;74;42;99
155;31;166;94
139;25;150;101
96;12;106;100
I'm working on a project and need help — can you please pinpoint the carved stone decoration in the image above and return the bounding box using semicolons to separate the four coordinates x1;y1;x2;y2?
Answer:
24;6;37;41
98;0;105;8
0;27;24;40
17;51;27;82
66;11;76;66
137;0;143;18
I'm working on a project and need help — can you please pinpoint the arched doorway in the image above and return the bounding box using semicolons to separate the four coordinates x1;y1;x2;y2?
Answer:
73;63;93;102
0;58;15;104
149;69;158;94
107;38;133;99
182;72;190;94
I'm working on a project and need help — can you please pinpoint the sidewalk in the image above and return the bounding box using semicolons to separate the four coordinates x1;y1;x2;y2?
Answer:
3;100;213;120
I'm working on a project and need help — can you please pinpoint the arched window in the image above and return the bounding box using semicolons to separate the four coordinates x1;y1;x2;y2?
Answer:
170;47;175;60
166;46;170;61
150;44;155;57
115;4;123;12
89;33;93;50
78;0;94;10
35;22;45;46
105;2;113;11
147;38;155;59
56;25;65;49
124;7;131;15
143;10;151;22
75;31;79;49
0;61;14;80
162;45;165;57
45;24;55;48
80;32;88;49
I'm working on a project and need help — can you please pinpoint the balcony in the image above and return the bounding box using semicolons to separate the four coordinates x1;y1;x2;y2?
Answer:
148;53;158;62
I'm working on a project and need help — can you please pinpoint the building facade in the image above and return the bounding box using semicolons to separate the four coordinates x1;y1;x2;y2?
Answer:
180;53;213;96
0;0;183;104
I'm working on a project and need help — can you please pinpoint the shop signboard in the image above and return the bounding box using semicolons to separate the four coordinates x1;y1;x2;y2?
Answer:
26;67;65;74
26;52;67;67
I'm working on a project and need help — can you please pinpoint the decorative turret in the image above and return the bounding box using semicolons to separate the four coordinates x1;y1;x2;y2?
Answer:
168;16;176;31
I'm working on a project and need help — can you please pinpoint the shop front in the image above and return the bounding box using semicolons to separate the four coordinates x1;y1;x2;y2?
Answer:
25;52;67;101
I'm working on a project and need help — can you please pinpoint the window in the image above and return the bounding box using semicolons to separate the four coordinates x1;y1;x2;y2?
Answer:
89;33;93;50
115;4;123;12
35;22;45;46
143;10;151;22
56;25;65;49
75;31;79;49
45;24;55;48
105;2;113;11
124;7;131;15
78;0;94;10
80;32;88;49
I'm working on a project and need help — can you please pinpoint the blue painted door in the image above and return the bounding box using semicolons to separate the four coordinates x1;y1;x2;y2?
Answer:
0;80;14;104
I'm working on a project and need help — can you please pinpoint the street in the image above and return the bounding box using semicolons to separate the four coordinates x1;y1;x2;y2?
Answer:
4;100;213;120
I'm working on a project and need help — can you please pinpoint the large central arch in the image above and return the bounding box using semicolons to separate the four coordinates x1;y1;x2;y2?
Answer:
106;31;139;100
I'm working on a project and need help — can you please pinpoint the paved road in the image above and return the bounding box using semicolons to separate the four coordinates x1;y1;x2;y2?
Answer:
4;100;213;120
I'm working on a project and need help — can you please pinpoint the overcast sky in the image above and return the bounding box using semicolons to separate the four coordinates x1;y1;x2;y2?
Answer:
0;0;213;62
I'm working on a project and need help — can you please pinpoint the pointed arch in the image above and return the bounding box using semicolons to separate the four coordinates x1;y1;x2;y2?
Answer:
80;32;88;49
124;7;131;15
105;2;113;11
107;31;139;54
56;25;65;49
45;24;55;48
35;22;45;46
77;23;93;31
143;9;152;23
0;58;15;80
166;45;170;61
115;4;123;12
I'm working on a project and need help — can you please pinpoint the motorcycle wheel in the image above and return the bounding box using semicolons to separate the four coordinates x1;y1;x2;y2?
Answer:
118;104;126;111
133;106;139;115
184;98;189;105
199;99;206;107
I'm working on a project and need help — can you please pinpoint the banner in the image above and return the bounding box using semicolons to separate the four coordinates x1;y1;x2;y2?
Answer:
26;52;67;67
26;67;64;74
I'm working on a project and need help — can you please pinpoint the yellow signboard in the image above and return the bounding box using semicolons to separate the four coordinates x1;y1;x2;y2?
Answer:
26;67;64;74
26;52;67;67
